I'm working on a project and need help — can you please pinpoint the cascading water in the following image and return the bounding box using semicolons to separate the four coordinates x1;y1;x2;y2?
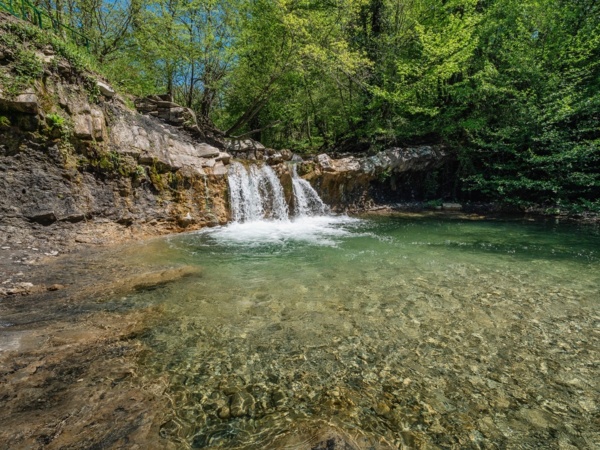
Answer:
291;165;329;217
227;162;328;222
228;162;289;222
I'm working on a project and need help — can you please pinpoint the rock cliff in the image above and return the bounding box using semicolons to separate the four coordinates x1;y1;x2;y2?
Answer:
0;13;231;258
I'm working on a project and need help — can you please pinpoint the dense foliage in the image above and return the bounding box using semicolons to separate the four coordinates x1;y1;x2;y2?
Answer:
11;0;600;210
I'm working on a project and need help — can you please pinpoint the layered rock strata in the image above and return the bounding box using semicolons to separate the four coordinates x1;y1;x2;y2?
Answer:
302;146;449;210
0;15;232;258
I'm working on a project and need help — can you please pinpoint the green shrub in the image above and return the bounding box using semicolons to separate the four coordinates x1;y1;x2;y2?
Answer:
0;116;10;128
0;22;109;100
14;49;43;78
378;168;392;182
46;113;65;129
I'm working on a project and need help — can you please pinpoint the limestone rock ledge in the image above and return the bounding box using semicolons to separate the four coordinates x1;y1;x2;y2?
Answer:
303;146;449;210
317;146;447;175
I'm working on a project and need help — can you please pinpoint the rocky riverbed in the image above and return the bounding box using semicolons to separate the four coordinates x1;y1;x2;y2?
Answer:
1;214;599;450
0;238;372;450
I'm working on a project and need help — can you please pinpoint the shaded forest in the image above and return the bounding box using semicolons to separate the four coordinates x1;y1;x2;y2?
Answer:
5;0;600;211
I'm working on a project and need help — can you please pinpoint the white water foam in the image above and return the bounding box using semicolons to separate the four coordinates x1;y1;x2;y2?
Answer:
202;216;361;247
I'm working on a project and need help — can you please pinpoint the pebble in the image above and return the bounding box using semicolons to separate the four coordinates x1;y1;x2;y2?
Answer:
230;391;255;417
374;401;390;416
21;229;592;450
271;389;286;407
217;405;231;419
47;284;65;291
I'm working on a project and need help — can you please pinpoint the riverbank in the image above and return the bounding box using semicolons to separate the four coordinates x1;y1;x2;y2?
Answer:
358;202;600;224
0;241;181;449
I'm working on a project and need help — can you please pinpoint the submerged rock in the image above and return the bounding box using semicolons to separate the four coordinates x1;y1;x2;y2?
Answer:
230;391;255;417
0;304;172;450
131;266;201;288
88;266;202;298
442;202;463;211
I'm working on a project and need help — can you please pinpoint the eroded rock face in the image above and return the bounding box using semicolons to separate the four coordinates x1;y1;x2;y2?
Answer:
306;146;449;210
134;94;225;149
0;25;232;255
109;112;223;175
317;146;447;177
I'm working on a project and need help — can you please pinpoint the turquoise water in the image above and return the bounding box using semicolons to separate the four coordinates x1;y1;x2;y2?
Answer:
125;215;599;449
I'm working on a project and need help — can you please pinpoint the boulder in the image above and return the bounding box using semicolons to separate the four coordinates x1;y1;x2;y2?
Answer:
157;101;179;108
13;92;39;113
215;152;231;165
195;143;220;158
212;161;228;176
280;149;293;161
226;138;265;153
97;80;115;98
91;107;105;141
443;203;463;211
73;114;94;139
73;114;92;139
267;152;284;165
202;159;216;168
333;157;361;174
0;92;39;114
317;154;335;171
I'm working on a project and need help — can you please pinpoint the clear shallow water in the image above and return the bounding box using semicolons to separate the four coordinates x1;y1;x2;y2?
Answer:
123;215;599;449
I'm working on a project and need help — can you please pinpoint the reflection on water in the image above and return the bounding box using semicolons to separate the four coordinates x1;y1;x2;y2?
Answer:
123;215;600;449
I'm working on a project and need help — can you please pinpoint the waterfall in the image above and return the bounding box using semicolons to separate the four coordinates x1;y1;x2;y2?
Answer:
291;165;329;217
228;162;289;222
227;162;328;222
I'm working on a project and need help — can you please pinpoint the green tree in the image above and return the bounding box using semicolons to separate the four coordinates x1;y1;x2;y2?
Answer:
220;0;371;143
461;0;600;209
